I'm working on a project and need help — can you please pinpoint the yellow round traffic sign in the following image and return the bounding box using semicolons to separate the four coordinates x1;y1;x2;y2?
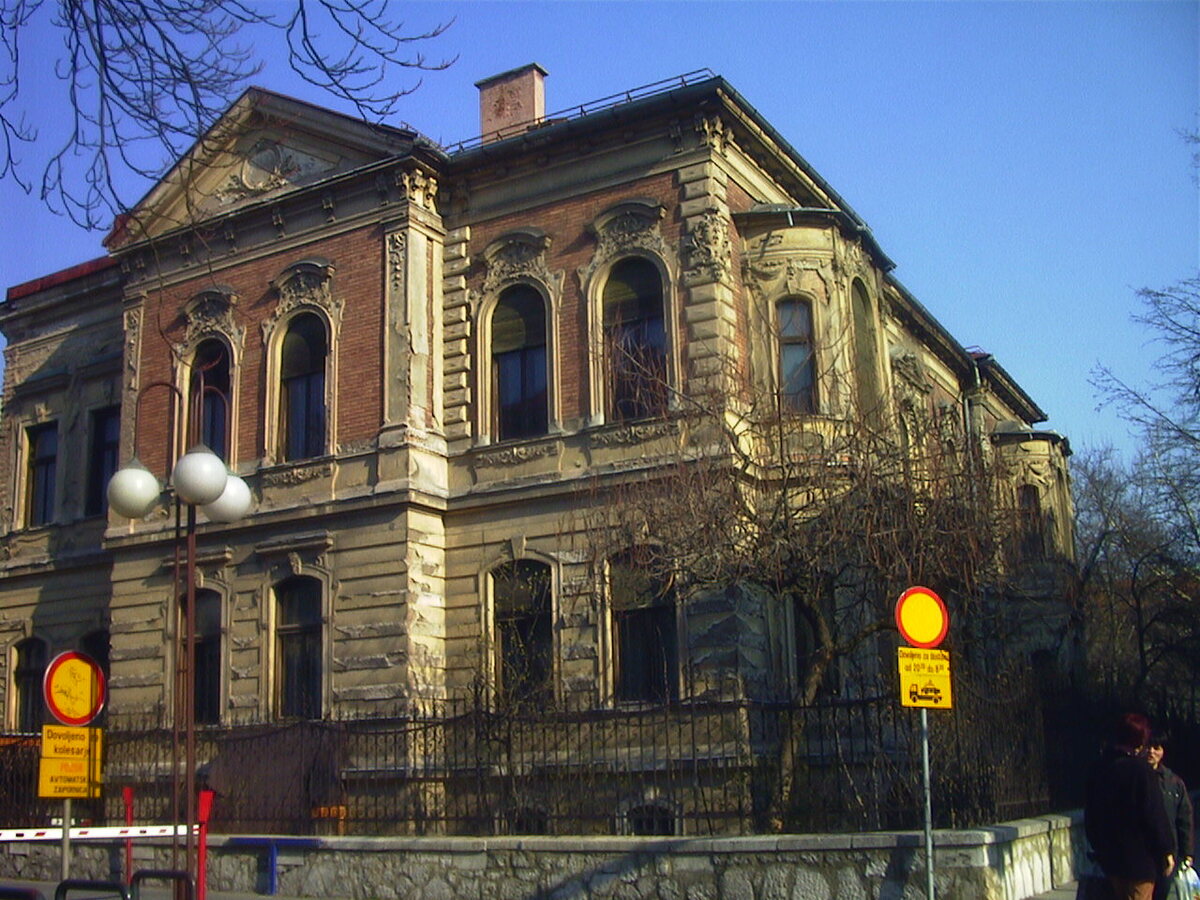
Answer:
43;651;107;726
894;586;949;648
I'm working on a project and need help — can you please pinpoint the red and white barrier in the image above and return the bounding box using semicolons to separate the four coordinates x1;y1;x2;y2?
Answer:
0;824;193;842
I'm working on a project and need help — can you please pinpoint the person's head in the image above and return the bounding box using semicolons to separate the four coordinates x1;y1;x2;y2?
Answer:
1147;730;1169;769
1111;712;1152;753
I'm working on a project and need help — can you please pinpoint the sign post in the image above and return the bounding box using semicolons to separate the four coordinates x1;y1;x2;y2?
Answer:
40;651;107;881
894;587;951;900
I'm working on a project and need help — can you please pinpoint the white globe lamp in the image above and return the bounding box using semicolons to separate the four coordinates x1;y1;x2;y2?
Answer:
201;473;252;523
107;461;162;519
172;445;228;506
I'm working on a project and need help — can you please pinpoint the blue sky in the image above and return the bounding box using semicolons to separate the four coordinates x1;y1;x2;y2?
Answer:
1;1;1195;458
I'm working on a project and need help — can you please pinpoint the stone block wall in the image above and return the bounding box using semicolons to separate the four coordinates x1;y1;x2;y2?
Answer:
0;813;1085;900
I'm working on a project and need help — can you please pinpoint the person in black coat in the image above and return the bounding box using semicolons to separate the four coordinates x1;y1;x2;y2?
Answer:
1148;731;1195;900
1085;713;1175;900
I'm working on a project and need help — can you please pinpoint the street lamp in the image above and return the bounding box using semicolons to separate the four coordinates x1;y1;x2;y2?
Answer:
108;379;251;892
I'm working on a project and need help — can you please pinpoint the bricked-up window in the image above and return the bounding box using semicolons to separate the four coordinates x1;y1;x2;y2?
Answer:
610;550;678;704
193;339;232;461
85;406;121;516
492;285;548;440
778;298;816;414
603;258;668;422
1018;484;1045;561
280;314;327;461
182;590;222;725
25;422;58;527
13;637;46;732
275;576;322;719
492;560;553;704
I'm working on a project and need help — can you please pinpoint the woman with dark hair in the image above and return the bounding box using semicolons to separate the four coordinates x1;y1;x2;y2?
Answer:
1085;713;1176;900
1147;731;1194;900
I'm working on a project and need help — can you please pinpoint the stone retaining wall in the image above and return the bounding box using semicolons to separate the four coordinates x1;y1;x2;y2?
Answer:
0;813;1085;900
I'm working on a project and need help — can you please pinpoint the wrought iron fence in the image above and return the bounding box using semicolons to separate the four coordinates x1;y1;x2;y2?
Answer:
0;674;1056;836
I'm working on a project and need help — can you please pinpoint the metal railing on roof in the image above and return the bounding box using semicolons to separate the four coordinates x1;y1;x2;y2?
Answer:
444;69;718;155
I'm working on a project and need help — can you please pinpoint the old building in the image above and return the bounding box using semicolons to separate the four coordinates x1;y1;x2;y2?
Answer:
0;67;1073;833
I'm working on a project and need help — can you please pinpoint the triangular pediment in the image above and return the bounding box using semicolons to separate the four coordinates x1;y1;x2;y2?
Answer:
107;88;421;248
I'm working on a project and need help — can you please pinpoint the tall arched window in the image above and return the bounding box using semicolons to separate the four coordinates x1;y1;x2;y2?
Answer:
279;314;327;461
193;339;232;461
1018;485;1045;561
491;286;548;441
182;591;222;725
603;258;667;422
275;576;322;719
777;298;815;414
13;637;47;732
610;550;678;704
492;560;553;704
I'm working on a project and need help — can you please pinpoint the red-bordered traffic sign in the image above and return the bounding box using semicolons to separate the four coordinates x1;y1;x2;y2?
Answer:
894;586;949;649
42;651;107;726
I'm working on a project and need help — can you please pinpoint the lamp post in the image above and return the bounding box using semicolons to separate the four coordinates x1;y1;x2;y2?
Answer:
107;379;251;891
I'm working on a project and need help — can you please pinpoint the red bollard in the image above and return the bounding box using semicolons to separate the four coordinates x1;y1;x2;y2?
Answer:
197;790;214;900
122;786;134;885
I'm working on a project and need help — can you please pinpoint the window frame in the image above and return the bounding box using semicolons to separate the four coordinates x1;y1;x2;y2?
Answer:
601;256;671;424
11;637;47;733
85;406;121;517
277;312;330;463
191;339;234;462
488;284;551;442
490;559;555;706
25;422;58;527
274;575;324;720
776;296;817;415
607;550;680;705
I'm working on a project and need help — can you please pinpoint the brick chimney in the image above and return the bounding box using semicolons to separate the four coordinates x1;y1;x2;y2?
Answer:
476;63;548;143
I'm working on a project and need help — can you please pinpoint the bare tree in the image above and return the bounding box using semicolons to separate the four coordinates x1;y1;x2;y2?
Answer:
0;0;453;229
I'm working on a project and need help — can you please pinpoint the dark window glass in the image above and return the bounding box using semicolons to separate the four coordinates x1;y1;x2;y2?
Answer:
13;638;47;733
26;423;57;527
193;340;232;461
85;407;121;516
280;315;327;461
492;286;548;441
183;591;223;725
603;258;667;422
627;803;675;836
778;299;815;414
1018;485;1045;560
276;577;322;719
493;560;553;704
611;552;678;704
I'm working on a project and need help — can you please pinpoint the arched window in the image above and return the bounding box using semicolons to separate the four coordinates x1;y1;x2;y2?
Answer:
603;258;667;422
275;576;322;719
26;423;57;527
193;339;232;461
182;591;222;725
491;286;548;440
610;550;678;704
279;314;327;462
777;298;815;414
12;638;47;732
492;560;553;704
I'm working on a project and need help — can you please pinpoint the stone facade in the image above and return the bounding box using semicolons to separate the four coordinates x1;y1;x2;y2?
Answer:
0;68;1073;829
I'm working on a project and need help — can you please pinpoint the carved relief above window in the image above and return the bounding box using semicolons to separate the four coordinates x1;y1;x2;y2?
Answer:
481;230;558;297
578;200;675;288
183;287;244;352
264;259;342;334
